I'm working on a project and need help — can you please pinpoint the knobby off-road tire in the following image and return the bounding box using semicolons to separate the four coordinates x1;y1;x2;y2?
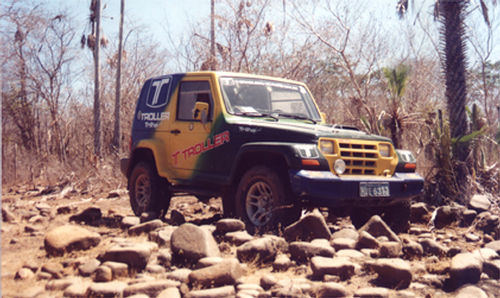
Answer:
128;162;170;218
381;201;411;233
235;165;300;234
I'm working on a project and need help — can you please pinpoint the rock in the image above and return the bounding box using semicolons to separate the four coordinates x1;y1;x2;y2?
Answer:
260;274;278;290
69;207;102;225
121;216;141;229
331;238;356;250
146;264;165;274
356;231;380;249
237;237;280;263
41;262;64;278
483;259;500;279
418;238;447;256
289;241;335;263
100;243;154;271
431;206;462;229
468;194;491;212
166;268;192;283
94;265;113;282
15;268;35;280
157;249;172;267
123;280;181;297
188;258;246;288
168;209;186;225
454;285;488;298
449;252;482;289
45;278;79;291
215;218;245;234
284;209;331;242
461;209;477;227
331;228;359;241
336;249;365;260
16;286;45;298
354;287;390;298
369;258;412;289
157;287;182;298
447;247;463;258
107;189;125;198
102;261;128;278
416;274;444;288
410;202;429;223
358;216;399;243
465;233;481;242
149;226;176;247
171;223;220;263
2;206;17;222
485;240;500;254
402;240;423;259
197;257;224;268
314;282;348;297
87;281;127;297
78;259;100;277
44;225;101;256
273;254;294;271
224;231;254;245
64;281;90;297
379;241;402;258
310;256;355;280
185;285;235;298
128;219;164;235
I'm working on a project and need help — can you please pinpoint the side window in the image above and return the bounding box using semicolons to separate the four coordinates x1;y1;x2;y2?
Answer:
177;81;213;121
146;78;171;108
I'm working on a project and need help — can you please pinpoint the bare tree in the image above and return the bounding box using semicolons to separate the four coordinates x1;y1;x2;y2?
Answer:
112;0;125;152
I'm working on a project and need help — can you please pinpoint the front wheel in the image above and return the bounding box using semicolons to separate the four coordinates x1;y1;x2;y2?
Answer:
128;162;170;217
235;166;300;233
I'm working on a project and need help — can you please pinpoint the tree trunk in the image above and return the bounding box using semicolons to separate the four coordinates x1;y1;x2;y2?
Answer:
112;0;124;152
93;0;102;158
439;0;469;162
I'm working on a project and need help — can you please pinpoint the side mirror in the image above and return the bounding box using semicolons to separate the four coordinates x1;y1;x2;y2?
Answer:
193;102;209;124
320;112;327;123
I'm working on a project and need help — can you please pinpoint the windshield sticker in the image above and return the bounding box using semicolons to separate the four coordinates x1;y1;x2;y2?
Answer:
171;130;230;165
238;126;261;134
222;78;299;91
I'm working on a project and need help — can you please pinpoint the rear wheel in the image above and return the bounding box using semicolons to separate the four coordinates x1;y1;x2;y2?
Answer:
235;166;300;233
129;162;170;217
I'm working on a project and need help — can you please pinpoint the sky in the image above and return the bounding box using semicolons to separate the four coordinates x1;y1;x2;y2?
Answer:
47;0;500;73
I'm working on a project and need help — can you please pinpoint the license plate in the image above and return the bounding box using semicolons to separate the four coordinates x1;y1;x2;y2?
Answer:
360;182;390;197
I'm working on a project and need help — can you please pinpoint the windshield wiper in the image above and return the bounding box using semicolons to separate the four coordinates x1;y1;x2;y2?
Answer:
275;112;317;124
234;111;278;121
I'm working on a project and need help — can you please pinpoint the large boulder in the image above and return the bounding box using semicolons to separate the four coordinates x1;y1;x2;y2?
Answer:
358;216;399;242
283;209;331;242
215;218;245;234
468;194;491;212
310;256;356;280
289;240;335;263
170;223;220;263
369;258;412;289
188;258;246;288
44;225;101;256
431;206;463;229
410;202;430;223
99;242;155;271
237;236;286;263
449;253;482;289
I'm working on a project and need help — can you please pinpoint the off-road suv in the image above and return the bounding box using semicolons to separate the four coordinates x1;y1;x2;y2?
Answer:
121;71;424;232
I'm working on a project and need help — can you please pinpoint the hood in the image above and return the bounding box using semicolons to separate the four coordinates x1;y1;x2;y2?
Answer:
226;115;392;143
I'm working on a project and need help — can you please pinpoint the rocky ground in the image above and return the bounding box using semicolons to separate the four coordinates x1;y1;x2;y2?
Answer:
1;183;500;298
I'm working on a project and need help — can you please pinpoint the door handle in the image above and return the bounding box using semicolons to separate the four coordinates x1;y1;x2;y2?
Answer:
170;129;181;135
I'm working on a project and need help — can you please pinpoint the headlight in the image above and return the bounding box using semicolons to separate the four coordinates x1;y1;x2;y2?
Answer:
379;144;391;157
294;144;319;159
397;150;416;162
334;159;346;175
319;140;335;155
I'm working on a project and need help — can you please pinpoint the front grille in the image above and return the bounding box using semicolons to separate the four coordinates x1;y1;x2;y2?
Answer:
338;142;378;175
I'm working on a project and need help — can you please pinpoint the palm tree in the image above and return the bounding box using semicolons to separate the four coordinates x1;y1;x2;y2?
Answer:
397;0;493;181
382;64;410;149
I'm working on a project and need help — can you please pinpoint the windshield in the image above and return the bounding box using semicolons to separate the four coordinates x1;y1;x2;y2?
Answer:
219;77;322;122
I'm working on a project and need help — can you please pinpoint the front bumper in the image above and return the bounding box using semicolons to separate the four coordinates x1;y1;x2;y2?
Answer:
290;170;424;207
